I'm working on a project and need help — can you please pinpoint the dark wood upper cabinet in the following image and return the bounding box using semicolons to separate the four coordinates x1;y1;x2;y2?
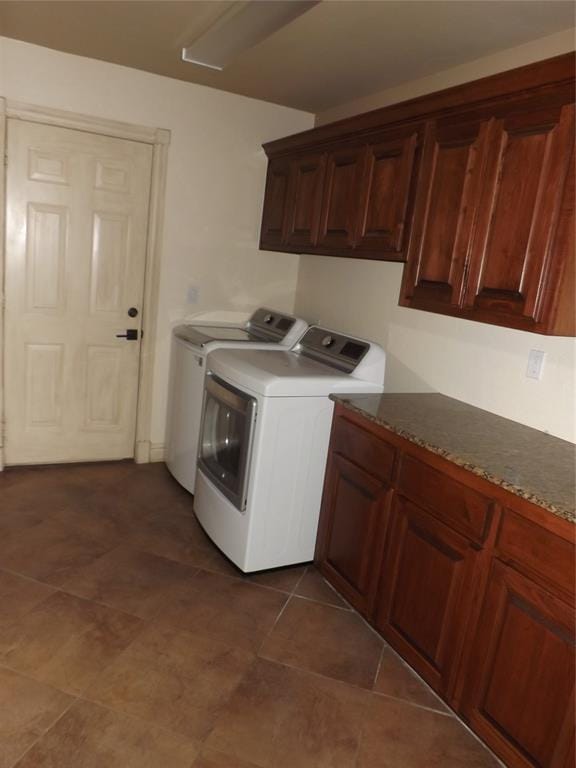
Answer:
462;561;575;768
462;102;575;328
317;144;365;251
259;157;291;250
283;152;326;250
354;130;418;259
401;98;576;335
400;116;491;310
260;53;574;335
314;128;421;259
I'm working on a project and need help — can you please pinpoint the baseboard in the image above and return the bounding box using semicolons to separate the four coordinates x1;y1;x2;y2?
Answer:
149;442;166;463
0;440;163;468
134;440;150;464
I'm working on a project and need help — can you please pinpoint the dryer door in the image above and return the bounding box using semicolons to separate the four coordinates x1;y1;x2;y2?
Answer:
198;373;257;511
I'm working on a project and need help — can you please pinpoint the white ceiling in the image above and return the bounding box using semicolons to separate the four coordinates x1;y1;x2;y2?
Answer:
0;1;573;113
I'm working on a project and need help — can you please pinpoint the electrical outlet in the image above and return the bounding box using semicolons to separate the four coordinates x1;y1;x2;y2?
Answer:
186;285;199;304
526;349;546;380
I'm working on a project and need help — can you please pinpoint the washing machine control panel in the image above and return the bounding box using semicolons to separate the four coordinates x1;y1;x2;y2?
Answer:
321;334;335;348
249;308;296;341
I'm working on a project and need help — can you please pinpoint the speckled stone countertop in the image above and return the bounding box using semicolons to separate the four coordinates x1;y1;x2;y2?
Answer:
331;393;576;524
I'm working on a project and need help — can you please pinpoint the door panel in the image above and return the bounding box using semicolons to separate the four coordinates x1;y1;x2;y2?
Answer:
26;203;68;312
84;346;124;429
28;148;70;184
355;131;418;258
375;494;479;697
5;120;153;464
284;152;325;249
401;117;491;310
463;561;575;768
317;452;389;614
95;158;131;193
25;344;64;428
90;212;129;314
464;103;575;324
317;145;364;250
259;157;290;249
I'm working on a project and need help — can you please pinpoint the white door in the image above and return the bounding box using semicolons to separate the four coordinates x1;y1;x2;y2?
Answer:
4;119;153;465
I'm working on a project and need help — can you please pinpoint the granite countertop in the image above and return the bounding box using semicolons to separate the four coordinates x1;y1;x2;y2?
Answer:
331;393;576;524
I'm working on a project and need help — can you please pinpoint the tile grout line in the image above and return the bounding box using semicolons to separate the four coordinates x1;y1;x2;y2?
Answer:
371;689;455;717
255;591;293;657
250;653;455;718
2;654;457;768
283;591;353;611
1;466;503;767
371;644;386;691
0;535;317;604
254;653;382;697
290;564;309;595
5;689;79;768
1;559;347;627
71;695;204;747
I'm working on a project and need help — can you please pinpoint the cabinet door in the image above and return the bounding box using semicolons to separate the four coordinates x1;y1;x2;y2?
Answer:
375;494;480;698
462;561;575;768
317;145;365;251
260;157;291;249
354;130;418;259
316;453;389;615
400;116;491;311
463;103;575;329
284;152;326;250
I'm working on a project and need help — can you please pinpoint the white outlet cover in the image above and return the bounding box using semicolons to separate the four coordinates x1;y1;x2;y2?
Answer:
187;285;199;304
526;349;546;380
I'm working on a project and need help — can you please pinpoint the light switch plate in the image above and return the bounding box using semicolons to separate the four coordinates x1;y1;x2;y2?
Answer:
526;349;546;380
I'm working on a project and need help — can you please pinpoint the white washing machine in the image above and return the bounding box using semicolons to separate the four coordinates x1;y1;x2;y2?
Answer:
194;326;385;572
165;308;308;494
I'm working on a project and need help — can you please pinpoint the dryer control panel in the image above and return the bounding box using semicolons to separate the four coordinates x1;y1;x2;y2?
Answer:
298;326;370;373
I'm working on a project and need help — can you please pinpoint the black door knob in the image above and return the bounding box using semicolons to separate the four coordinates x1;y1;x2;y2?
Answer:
128;307;139;318
116;329;139;341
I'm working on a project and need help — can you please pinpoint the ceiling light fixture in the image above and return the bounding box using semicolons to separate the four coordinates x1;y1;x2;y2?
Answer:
182;0;319;71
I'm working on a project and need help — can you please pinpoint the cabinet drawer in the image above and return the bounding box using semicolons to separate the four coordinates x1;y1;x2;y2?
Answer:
397;455;492;543
497;510;575;597
332;416;396;483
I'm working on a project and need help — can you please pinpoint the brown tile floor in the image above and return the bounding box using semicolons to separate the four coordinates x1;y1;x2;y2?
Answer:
0;462;502;768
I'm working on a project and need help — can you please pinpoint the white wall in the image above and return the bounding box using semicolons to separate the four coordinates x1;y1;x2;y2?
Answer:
318;28;576;125
0;37;313;448
296;31;576;443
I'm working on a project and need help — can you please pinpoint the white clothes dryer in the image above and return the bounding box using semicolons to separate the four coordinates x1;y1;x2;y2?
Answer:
194;326;385;571
165;308;307;494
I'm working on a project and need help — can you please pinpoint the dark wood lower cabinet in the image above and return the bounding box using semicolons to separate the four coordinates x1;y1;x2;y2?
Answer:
316;453;389;615
462;561;575;768
375;495;480;699
315;405;575;768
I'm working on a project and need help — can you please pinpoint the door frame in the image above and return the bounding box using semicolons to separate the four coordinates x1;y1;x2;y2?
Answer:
0;98;171;468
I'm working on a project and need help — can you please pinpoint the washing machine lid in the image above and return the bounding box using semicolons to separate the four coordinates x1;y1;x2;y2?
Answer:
174;308;307;349
174;325;264;346
207;348;383;397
